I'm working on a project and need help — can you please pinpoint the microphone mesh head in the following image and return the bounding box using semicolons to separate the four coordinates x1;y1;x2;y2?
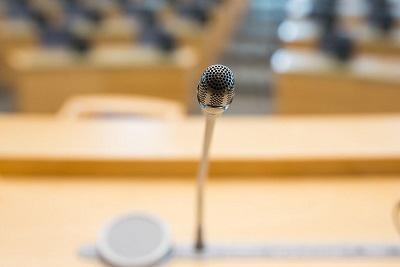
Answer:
197;64;235;110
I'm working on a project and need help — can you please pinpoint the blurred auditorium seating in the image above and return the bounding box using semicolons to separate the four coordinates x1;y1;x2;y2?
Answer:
271;0;400;114
57;93;185;120
278;18;400;56
0;0;250;113
279;0;400;56
0;0;248;56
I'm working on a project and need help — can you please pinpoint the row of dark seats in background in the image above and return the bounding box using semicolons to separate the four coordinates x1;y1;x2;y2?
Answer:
0;0;224;53
309;0;394;61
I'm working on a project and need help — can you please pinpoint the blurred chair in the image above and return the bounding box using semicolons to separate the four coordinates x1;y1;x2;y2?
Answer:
136;9;178;53
173;0;211;26
366;0;394;33
36;1;71;48
3;0;30;19
58;94;186;120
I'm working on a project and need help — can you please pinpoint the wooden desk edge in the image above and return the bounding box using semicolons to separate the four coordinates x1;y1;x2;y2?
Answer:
1;157;400;176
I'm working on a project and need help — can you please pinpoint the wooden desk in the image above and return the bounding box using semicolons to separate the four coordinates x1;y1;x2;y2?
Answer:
271;49;400;114
0;114;400;176
0;19;38;84
0;174;399;266
6;46;198;113
0;20;38;51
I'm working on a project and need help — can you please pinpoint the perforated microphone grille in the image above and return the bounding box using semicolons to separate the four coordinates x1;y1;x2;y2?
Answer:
197;64;235;110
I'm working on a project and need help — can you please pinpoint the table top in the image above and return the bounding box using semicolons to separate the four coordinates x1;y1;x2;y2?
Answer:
0;174;399;266
271;48;400;84
7;45;197;71
0;114;400;176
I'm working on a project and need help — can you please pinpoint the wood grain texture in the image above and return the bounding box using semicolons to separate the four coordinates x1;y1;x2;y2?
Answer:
0;114;400;175
0;175;399;266
7;46;198;113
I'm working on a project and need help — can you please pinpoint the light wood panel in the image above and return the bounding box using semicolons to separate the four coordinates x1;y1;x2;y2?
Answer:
0;175;399;266
0;114;400;175
6;46;197;113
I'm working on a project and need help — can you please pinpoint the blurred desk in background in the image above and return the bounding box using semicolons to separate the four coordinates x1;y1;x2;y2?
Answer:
272;49;400;114
6;46;197;113
0;114;400;176
0;175;399;267
0;19;38;84
0;19;38;52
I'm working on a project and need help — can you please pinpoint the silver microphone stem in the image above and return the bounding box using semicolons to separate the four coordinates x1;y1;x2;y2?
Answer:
195;108;224;251
194;64;234;252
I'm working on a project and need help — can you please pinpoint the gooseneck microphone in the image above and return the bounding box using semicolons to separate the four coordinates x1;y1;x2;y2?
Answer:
195;64;235;251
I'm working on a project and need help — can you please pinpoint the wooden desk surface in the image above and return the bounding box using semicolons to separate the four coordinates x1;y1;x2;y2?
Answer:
0;174;399;266
0;114;400;176
9;46;196;71
271;49;400;84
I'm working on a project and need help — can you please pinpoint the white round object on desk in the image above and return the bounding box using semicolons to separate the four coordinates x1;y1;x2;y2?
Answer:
97;213;171;267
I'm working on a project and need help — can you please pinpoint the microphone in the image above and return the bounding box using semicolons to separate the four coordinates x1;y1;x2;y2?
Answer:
197;64;235;115
195;64;235;251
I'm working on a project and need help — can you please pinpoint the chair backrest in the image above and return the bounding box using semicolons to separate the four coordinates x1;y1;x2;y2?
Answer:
58;94;186;120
